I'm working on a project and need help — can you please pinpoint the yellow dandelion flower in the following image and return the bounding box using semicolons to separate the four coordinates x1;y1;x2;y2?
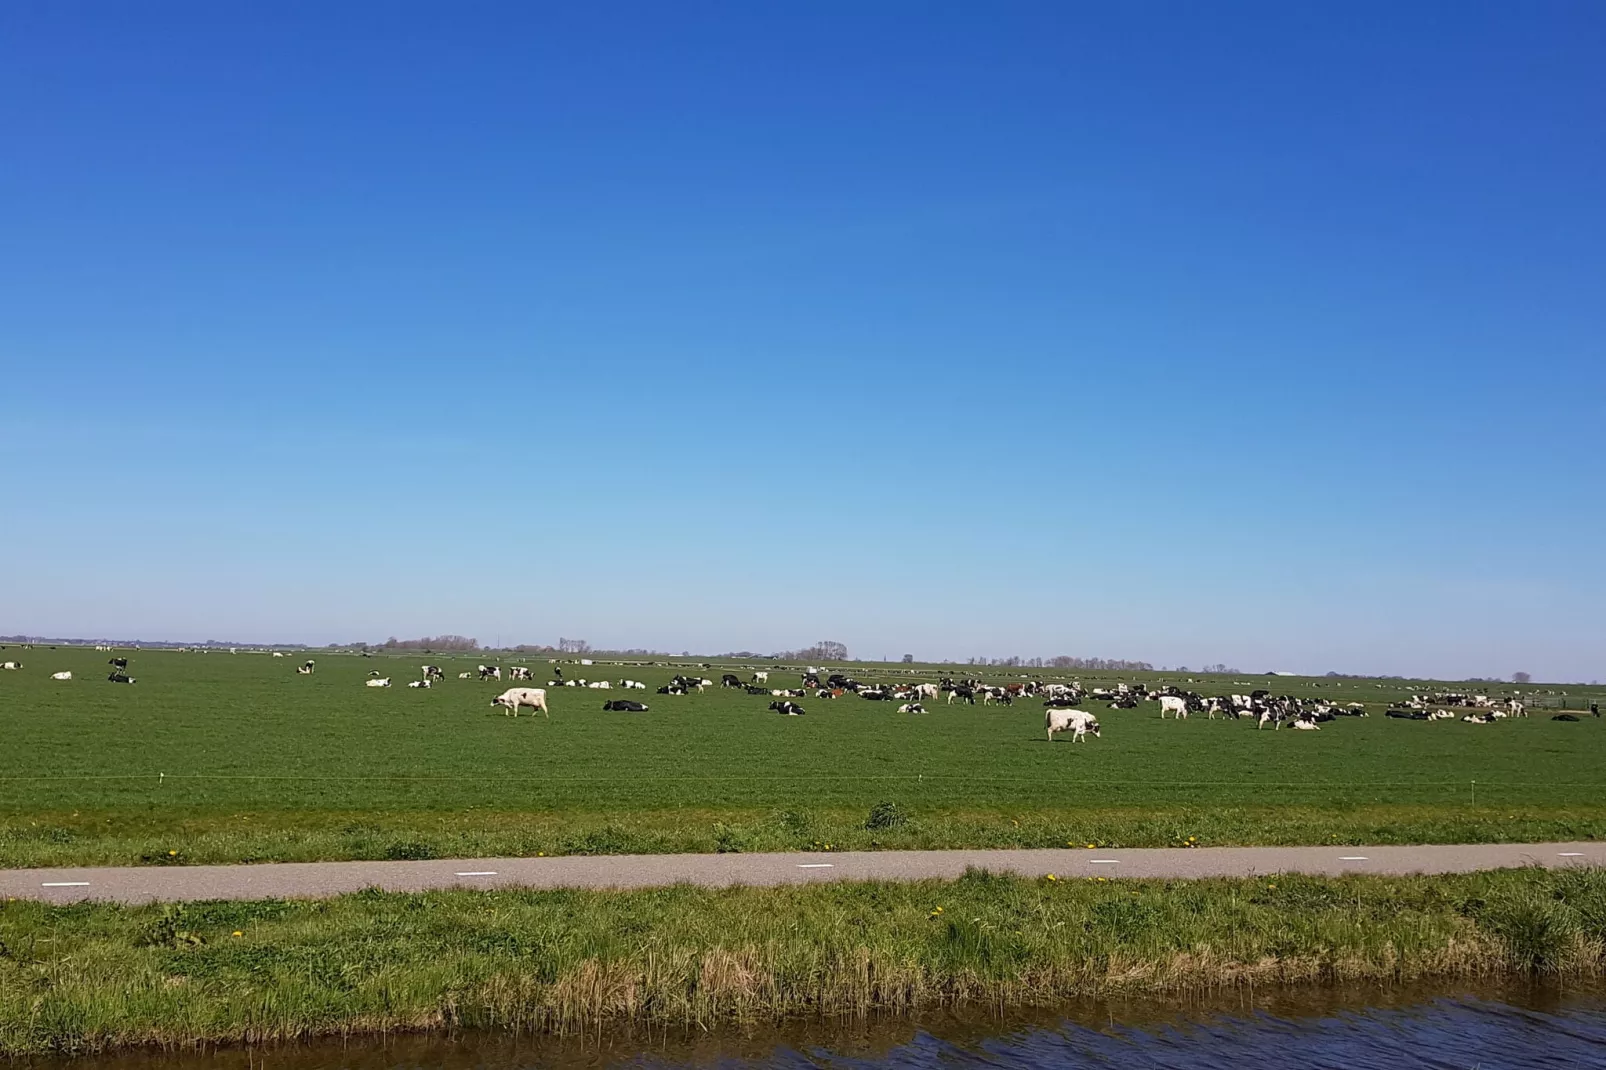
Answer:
232;931;243;937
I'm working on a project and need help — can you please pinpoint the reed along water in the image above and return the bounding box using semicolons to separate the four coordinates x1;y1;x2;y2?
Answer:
20;982;1606;1069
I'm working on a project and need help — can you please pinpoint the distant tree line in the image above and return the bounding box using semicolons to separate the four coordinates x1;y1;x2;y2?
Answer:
771;640;849;662
381;635;479;652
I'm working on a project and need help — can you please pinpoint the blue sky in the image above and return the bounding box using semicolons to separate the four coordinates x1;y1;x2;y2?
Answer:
1;3;1601;679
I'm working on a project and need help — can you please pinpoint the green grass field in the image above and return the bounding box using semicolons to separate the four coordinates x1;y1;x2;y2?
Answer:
2;647;1603;865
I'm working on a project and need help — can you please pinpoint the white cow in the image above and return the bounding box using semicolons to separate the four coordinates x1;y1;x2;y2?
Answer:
620;679;647;690
1158;695;1189;719
913;683;939;701
897;702;927;714
51;671;72;680
272;651;284;658
458;672;474;679
1291;719;1320;730
1046;708;1101;742
1;662;21;670
492;687;549;718
752;671;769;684
586;680;611;689
365;678;391;688
407;679;432;688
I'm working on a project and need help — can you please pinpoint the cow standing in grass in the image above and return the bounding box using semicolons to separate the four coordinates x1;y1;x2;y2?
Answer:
492;687;549;718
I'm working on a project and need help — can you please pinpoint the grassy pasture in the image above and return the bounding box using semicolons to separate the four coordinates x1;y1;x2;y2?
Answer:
1;647;1603;865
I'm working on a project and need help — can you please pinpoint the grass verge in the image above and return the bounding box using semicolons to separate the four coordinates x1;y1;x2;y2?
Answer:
2;867;1603;1055
3;805;1604;868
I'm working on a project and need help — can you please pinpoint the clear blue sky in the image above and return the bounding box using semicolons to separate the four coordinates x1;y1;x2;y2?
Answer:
2;3;1601;680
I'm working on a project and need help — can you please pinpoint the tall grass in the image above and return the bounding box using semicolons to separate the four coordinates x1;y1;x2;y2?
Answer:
2;867;1603;1055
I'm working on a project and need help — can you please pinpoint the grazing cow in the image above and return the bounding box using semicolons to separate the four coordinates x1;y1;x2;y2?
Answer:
1506;700;1526;718
492;687;549;717
1046;708;1101;742
1158;695;1189;719
603;699;649;712
509;667;533;681
912;683;939;701
946;687;977;705
296;661;315;675
50;671;72;680
365;678;391;688
106;672;135;684
897;702;926;714
769;700;806;715
407;679;432;688
108;657;128;670
478;665;501;681
752;671;769;684
422;665;443;680
721;673;743;689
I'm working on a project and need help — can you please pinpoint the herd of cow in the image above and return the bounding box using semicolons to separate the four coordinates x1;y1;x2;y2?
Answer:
10;655;1595;733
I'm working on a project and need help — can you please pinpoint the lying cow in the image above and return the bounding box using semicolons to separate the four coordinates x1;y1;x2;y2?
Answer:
897;702;926;714
769;700;806;715
106;672;135;684
492;687;549;717
365;677;391;688
51;671;72;680
407;679;431;688
602;699;649;712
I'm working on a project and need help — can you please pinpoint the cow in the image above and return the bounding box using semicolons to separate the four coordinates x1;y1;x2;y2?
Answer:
422;665;443;680
509;667;533;681
897;702;926;714
458;671;474;679
603;700;649;712
478;665;501;681
106;672;135;684
492;687;549;717
752;671;769;684
946;687;977;705
1158;695;1189;719
1046;708;1100;742
272;651;284;658
1291;719;1320;731
769;700;806;715
296;661;315;675
721;673;743;689
407;679;432;688
1553;714;1581;722
50;671;72;680
620;679;647;690
365;678;391;688
108;657;128;670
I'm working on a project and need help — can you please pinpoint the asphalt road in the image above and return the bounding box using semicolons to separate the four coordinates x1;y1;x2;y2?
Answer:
3;842;1601;905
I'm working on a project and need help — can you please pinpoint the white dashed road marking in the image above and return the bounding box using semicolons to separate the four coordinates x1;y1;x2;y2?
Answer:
1089;860;1121;864
41;882;89;887
1340;857;1370;861
454;871;498;876
796;863;834;869
1559;853;1584;857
